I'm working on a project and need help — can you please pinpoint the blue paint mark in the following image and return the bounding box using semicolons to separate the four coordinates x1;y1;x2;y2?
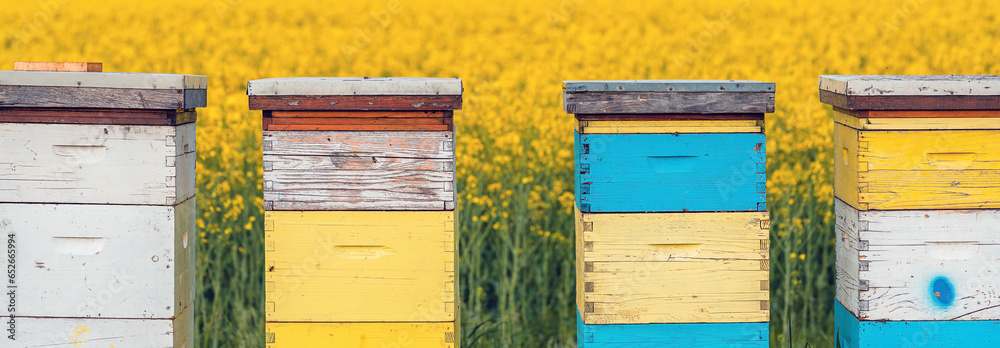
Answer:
931;276;955;307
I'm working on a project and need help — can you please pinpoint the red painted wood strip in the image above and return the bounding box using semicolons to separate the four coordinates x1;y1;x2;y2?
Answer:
268;110;451;118
263;123;452;131
0;109;195;125
820;90;1000;111
249;95;462;111
834;106;1000;118
575;113;764;121
267;117;450;126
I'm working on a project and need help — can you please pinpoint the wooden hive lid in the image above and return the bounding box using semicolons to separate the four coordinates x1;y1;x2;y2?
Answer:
248;77;463;111
820;75;1000;111
563;80;775;115
0;68;208;112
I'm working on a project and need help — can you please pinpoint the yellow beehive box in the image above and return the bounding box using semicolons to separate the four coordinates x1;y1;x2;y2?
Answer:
265;210;456;322
266;322;456;348
575;206;770;325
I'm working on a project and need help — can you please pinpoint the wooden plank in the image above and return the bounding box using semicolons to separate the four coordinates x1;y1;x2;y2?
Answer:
14;61;103;72
13;318;181;348
575;113;764;121
263;130;454;211
248;77;462;96
269;110;451;118
578;119;763;134
820;75;1000;96
578;209;770;324
834;111;1000;130
0;71;207;89
264;116;453;131
0;85;207;109
265;210;455;322
835;107;1000;118
837;122;1000;210
265;322;456;348
835;199;862;317
1;199;194;319
576;131;766;213
837;200;1000;321
834;123;864;210
835;301;1000;348
0;108;196;125
0;122;195;205
820;89;1000;111
249;95;462;111
565;80;775;93
578;310;768;348
564;91;775;114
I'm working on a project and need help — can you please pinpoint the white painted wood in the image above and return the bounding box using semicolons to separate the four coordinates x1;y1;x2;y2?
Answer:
835;198;862;317
0;199;194;319
837;198;1000;321
12;318;183;348
564;80;775;93
0;71;207;89
0;122;195;205
248;77;463;96
820;75;1000;96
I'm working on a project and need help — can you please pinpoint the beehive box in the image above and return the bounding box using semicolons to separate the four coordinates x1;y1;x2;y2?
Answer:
0;63;203;348
824;75;1000;347
566;80;774;347
250;77;461;348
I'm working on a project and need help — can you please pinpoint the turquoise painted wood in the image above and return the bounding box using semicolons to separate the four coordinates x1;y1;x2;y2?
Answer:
577;310;767;348
565;80;775;93
575;131;766;213
836;301;1000;348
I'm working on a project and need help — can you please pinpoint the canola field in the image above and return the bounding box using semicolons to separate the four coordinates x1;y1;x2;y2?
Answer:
4;0;999;346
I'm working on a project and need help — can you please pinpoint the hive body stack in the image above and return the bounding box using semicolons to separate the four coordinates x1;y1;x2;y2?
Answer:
0;66;203;347
250;77;461;347
564;80;773;347
823;75;1000;347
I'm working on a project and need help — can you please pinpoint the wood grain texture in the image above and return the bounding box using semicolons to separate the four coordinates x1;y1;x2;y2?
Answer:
835;122;1000;210
575;113;765;121
564;91;775;114
820;75;1000;96
249;95;462;111
836;199;1000;321
565;80;775;93
578;310;768;348
248;77;462;96
263;130;454;211
0;122;195;205
0;85;207;109
265;322;456;348
15;61;103;72
0;71;207;89
0;108;196;125
1;199;194;319
820;89;1000;111
578;208;770;324
834;107;1000;119
834;111;1000;130
576;131;766;213
14;318;185;348
578;119;763;134
836;301;1000;348
264;115;452;131
268;110;451;118
265;210;455;322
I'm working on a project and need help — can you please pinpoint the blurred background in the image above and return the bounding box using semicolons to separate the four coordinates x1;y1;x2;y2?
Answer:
4;0;999;346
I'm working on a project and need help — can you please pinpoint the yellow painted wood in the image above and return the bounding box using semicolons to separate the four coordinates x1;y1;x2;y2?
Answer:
266;322;455;348
835;122;1000;210
834;111;1000;130
834;122;865;210
265;210;455;322
577;119;763;134
577;208;770;324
